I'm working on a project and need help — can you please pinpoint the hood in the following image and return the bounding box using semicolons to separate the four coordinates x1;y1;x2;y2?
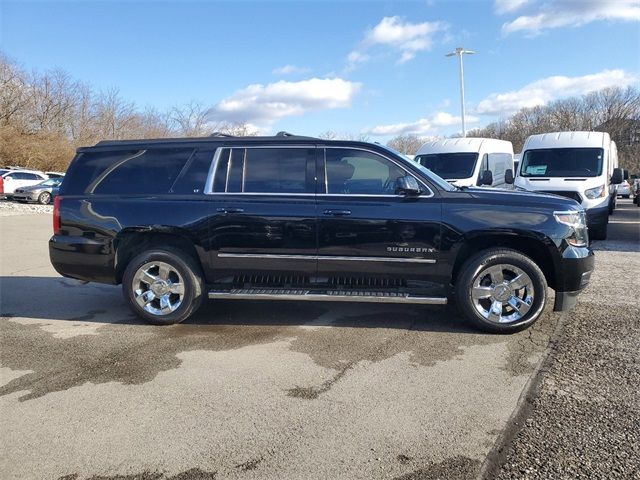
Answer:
455;187;582;211
20;184;50;192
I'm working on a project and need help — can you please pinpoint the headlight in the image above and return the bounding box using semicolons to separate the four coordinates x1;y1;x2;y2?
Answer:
554;210;588;247
584;184;605;199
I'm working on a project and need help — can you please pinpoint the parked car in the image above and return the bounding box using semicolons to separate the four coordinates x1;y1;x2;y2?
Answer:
615;180;631;198
514;131;623;240
414;138;515;189
45;171;66;179
0;169;48;198
50;134;595;334
12;177;62;204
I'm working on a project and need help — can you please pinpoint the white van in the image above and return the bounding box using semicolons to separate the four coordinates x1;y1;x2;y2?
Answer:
414;138;515;188
514;131;623;240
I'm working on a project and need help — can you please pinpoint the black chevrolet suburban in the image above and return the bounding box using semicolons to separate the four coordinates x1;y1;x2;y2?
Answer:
49;134;595;333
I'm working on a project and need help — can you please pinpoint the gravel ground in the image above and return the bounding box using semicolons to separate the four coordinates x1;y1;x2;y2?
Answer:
487;200;640;480
0;199;52;216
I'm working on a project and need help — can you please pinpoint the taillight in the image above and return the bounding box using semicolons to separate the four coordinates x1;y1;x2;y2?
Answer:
0;176;4;195
53;196;62;234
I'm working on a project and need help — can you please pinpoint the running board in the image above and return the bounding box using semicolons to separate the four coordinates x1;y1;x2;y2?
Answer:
208;288;447;305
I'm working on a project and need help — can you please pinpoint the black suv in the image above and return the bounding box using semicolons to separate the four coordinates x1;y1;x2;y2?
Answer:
50;134;594;333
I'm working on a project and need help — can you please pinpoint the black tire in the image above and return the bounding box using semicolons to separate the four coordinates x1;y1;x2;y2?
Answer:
122;247;205;325
38;192;52;205
590;222;607;241
455;248;547;334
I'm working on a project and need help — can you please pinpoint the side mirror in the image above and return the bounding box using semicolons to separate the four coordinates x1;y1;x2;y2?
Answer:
623;169;629;181
481;170;493;186
505;168;514;184
396;176;421;195
611;167;623;185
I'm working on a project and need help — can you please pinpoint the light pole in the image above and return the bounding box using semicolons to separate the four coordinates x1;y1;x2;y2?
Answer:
446;47;475;137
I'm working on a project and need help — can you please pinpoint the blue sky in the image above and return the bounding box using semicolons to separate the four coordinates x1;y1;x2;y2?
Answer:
1;0;639;140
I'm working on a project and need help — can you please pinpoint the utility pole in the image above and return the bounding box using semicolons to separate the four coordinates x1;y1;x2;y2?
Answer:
446;47;475;137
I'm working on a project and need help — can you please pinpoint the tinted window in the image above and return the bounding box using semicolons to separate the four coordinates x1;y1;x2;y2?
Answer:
24;173;43;180
325;149;406;195
415;153;479;180
62;150;138;195
171;150;215;194
227;148;245;193
520;148;604;178
212;148;231;193
243;148;313;193
90;148;193;194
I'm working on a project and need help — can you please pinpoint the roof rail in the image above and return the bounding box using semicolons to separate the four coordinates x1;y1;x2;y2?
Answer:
209;132;235;138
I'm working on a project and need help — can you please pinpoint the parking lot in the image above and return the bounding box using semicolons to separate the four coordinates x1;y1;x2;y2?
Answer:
1;199;638;480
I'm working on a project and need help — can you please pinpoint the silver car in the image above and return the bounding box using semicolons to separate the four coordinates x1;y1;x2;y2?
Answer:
12;177;63;204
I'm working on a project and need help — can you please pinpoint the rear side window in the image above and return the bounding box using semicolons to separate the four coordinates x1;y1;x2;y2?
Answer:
64;148;193;195
210;147;314;194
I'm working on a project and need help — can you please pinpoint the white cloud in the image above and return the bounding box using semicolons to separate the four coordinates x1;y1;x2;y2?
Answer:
501;0;640;35
347;16;447;66
272;65;310;75
206;78;361;126
476;69;638;116
366;111;478;136
494;0;531;14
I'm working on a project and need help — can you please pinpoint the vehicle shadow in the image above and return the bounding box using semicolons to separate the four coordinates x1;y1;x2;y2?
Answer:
0;275;479;334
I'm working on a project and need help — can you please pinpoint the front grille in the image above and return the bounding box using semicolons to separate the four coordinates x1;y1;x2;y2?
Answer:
541;191;583;203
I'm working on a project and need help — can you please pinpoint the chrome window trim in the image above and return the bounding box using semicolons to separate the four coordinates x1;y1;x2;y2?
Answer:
217;252;436;264
204;144;435;198
322;146;434;198
204;147;224;194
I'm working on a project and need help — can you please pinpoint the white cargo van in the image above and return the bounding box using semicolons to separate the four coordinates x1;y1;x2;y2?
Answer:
515;131;623;240
414;138;515;188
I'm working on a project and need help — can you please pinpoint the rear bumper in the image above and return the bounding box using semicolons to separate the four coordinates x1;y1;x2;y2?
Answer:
49;235;117;284
552;246;595;312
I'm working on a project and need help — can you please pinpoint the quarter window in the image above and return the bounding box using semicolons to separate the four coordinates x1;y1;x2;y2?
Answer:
91;148;194;195
325;149;408;195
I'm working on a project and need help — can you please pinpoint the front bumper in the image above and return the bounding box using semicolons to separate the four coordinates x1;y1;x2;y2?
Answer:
585;204;609;229
11;191;38;202
552;246;595;312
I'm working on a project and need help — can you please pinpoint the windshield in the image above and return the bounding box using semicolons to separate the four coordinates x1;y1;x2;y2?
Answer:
414;153;479;180
39;178;61;186
520;148;604;177
378;144;455;191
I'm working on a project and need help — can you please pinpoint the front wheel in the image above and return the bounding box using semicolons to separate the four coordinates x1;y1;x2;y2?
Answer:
455;248;547;333
122;248;205;325
38;192;51;204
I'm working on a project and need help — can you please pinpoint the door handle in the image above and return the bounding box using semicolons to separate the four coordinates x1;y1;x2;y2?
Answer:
217;207;245;214
323;209;351;216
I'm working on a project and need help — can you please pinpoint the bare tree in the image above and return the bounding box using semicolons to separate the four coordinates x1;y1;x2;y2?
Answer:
171;100;210;137
386;134;426;155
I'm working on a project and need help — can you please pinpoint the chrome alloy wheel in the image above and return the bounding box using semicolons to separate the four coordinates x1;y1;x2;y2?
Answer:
470;264;535;324
132;261;185;316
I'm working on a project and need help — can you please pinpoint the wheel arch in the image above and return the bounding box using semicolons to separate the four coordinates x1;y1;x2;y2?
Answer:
113;227;205;285
450;231;560;290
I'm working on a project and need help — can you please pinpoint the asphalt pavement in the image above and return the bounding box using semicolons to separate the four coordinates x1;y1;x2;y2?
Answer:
0;200;637;480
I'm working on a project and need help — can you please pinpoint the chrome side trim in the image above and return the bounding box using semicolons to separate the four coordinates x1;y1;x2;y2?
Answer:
217;253;436;264
208;291;447;305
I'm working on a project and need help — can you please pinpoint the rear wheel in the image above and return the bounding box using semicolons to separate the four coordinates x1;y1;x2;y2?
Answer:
122;248;205;325
455;248;547;333
38;192;51;205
